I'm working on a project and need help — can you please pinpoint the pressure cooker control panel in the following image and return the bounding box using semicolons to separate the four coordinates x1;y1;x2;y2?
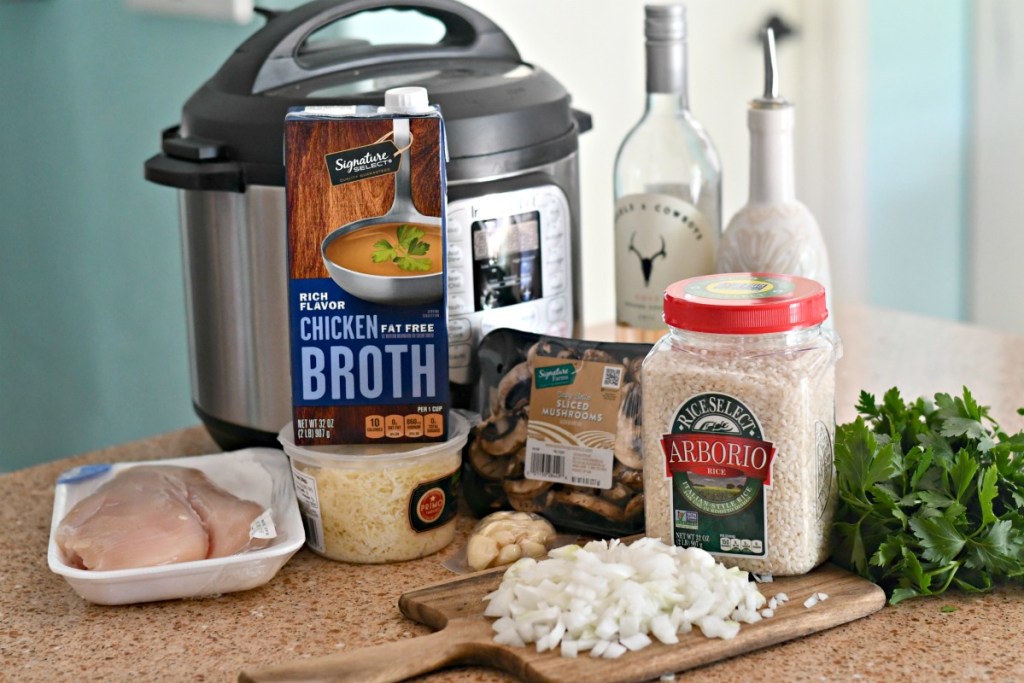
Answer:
446;185;574;385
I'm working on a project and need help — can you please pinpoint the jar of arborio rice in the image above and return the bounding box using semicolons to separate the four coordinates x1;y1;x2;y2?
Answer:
642;273;841;576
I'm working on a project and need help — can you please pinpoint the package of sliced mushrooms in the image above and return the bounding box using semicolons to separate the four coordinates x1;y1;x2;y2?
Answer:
464;329;651;537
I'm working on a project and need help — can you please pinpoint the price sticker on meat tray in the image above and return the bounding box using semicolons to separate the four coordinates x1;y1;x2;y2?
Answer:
523;356;628;490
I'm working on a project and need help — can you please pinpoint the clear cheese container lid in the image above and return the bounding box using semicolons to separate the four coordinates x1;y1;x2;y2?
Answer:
278;412;469;563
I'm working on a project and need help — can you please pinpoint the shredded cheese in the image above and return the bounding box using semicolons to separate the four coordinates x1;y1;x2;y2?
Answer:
294;449;458;563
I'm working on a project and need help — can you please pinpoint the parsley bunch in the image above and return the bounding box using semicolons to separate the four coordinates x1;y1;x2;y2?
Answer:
372;224;432;272
831;387;1024;604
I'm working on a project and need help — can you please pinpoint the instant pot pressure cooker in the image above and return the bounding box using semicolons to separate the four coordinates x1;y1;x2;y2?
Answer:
145;0;591;450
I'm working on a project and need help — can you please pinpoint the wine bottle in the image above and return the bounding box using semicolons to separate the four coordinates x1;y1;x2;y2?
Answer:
613;3;722;343
716;28;832;310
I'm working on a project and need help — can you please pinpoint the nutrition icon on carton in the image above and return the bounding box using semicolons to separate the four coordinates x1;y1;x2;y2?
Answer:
285;87;449;445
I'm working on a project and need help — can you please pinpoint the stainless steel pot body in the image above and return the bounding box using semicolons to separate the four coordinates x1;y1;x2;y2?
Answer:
177;185;290;447
177;153;582;448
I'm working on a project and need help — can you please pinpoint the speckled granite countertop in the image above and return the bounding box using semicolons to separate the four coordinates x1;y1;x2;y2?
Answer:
3;306;1024;682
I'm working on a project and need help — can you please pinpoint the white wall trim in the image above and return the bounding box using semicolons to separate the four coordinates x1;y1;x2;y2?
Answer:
969;0;1024;334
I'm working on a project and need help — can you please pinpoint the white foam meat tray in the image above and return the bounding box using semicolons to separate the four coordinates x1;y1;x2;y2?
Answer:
47;448;305;605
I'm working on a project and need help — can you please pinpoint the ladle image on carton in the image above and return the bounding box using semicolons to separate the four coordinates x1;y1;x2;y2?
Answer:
321;117;443;306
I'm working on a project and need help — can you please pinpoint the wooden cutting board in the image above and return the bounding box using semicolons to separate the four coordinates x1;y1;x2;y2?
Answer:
239;562;885;683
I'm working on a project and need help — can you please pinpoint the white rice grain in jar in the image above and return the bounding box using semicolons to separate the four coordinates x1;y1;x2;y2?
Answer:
278;413;468;564
642;273;841;576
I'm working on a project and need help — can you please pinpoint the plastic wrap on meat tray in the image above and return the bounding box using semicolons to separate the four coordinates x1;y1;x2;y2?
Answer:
464;329;652;537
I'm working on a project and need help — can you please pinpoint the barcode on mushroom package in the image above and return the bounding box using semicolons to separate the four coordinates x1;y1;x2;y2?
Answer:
464;329;652;537
527;451;565;478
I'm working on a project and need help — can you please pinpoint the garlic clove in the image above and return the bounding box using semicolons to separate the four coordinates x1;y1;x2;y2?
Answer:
496;543;523;565
467;533;501;570
519;540;547;559
487;529;518;546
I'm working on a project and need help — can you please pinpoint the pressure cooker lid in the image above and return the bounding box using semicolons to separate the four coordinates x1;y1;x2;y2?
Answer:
146;0;589;191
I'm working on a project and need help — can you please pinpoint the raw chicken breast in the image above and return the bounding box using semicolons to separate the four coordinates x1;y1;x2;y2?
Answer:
56;467;208;571
57;465;269;571
178;467;271;558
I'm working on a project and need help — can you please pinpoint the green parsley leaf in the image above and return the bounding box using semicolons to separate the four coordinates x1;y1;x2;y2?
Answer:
964;519;1018;573
978;466;999;525
405;237;430;257
856;390;880;417
396;224;425;250
832;387;1024;605
907;446;934;489
950;450;980;502
916;490;957;510
941;418;987;440
394;255;432;272
900;545;927;591
371;239;397;263
909;514;966;564
369;225;433;272
890;587;921;605
873;538;904;568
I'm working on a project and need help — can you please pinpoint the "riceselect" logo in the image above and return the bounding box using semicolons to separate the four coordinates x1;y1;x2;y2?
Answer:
325;140;400;186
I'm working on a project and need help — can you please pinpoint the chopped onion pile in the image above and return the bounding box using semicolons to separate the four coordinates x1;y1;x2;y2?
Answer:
483;537;766;659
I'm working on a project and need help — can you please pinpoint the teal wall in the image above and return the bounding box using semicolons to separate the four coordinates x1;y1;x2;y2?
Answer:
867;0;971;319
0;2;273;472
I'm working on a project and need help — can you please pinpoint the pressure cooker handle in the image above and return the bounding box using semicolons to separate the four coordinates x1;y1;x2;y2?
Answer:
246;0;520;93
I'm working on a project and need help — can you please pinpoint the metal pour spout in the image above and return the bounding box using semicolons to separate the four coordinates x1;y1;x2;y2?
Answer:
762;27;779;100
754;26;789;108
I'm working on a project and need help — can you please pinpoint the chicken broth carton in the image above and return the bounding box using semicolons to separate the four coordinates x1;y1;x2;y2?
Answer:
284;88;449;445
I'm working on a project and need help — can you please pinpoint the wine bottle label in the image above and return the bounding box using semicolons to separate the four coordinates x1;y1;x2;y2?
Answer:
614;193;713;329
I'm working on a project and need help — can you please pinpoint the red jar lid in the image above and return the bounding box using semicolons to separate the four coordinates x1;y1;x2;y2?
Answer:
663;273;827;334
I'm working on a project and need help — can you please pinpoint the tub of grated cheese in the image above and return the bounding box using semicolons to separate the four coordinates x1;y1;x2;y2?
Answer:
278;413;468;563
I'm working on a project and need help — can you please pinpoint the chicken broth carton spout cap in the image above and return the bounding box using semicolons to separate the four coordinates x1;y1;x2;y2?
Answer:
285;86;450;445
384;87;431;114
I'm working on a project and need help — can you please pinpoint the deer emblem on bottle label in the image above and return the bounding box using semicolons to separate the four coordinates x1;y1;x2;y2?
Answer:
614;193;714;329
628;233;667;286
